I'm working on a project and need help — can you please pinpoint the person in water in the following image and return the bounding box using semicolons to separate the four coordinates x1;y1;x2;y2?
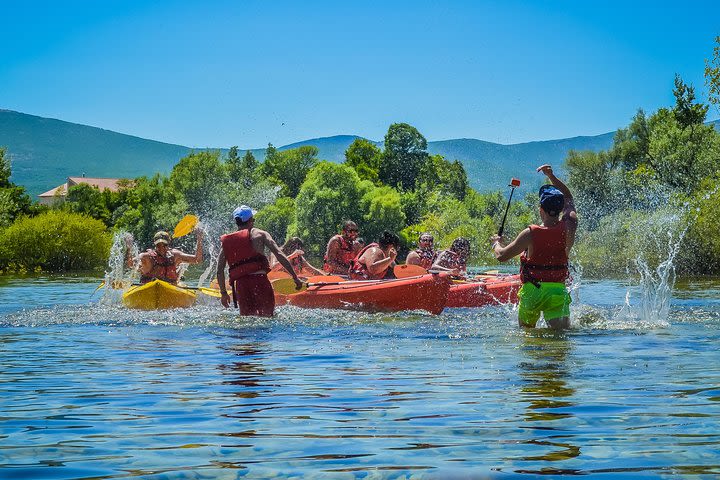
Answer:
432;237;470;276
136;229;203;285
405;232;438;270
323;220;361;275
490;164;577;330
216;205;302;317
349;231;399;280
269;237;324;277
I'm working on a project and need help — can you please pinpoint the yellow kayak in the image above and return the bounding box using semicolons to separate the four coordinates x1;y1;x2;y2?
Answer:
122;279;197;310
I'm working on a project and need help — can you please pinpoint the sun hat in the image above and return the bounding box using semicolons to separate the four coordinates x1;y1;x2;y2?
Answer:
153;231;172;245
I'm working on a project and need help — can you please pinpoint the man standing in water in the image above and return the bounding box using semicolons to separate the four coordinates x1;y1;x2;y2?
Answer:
490;165;577;329
217;205;302;317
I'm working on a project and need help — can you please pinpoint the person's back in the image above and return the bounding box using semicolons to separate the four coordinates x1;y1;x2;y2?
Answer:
217;206;302;316
490;165;577;329
350;231;398;280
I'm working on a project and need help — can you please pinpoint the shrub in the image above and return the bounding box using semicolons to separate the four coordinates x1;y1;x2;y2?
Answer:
0;210;112;272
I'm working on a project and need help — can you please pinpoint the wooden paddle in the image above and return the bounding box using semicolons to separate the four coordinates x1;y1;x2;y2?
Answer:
272;275;346;295
173;214;199;238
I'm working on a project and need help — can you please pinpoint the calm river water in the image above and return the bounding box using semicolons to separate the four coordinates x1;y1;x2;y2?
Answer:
1;275;719;479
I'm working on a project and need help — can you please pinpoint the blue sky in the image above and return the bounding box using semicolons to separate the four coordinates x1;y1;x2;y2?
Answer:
1;0;718;148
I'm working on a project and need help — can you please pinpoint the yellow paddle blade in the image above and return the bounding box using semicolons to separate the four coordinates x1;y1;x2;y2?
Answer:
394;264;427;278
306;275;345;284
272;277;308;295
483;270;500;275
173;214;199;239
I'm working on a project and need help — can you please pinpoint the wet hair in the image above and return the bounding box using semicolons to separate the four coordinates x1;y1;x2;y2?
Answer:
235;217;254;228
342;220;358;232
419;232;434;243
450;237;470;253
281;237;304;255
378;231;400;249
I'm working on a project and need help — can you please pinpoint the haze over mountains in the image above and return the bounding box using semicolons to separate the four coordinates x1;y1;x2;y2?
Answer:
2;109;716;197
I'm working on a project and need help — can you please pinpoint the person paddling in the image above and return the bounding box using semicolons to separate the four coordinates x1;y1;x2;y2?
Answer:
269;237;324;277
490;164;577;329
216;205;302;317
136;229;203;285
323;220;361;275
349;231;399;280
431;237;470;276
405;232;438;270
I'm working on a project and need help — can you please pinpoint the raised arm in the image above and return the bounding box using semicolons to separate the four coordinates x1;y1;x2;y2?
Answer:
175;228;204;264
537;164;576;222
366;247;396;276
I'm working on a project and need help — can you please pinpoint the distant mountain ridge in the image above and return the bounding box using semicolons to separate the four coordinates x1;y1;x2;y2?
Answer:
2;109;717;196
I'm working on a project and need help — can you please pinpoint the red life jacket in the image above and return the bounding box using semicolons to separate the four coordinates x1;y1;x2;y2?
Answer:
413;248;438;270
323;235;356;273
140;249;179;284
220;229;270;282
520;222;569;285
349;243;389;280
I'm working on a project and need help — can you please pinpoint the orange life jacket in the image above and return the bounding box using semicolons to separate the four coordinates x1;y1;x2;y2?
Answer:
520;222;569;286
140;249;179;284
349;243;389;280
323;235;356;273
220;229;270;282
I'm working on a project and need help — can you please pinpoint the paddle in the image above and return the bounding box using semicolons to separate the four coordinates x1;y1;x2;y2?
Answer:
393;264;448;279
173;214;199;239
394;264;428;278
498;178;521;237
272;276;346;295
94;216;199;295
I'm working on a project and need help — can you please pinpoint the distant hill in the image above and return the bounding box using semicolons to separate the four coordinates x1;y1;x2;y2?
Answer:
4;109;715;196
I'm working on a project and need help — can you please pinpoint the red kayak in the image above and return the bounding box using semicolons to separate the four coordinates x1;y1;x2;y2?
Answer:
277;273;452;315
446;274;521;308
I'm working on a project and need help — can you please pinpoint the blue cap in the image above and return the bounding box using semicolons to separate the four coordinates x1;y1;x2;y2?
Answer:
539;185;564;215
232;205;256;222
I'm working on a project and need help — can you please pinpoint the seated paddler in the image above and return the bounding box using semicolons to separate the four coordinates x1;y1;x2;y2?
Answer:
270;237;325;277
323;220;362;275
405;232;438;270
137;229;203;284
349;231;399;280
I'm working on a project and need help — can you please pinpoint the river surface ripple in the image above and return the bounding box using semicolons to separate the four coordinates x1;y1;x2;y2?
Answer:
0;276;719;479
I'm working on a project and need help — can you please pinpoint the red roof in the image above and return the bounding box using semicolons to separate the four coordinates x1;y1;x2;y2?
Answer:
38;177;125;198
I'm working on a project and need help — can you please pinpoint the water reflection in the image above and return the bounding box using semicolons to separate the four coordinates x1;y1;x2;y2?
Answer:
515;332;580;465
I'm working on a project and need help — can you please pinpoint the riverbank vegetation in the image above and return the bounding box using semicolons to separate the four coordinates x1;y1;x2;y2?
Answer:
1;38;719;275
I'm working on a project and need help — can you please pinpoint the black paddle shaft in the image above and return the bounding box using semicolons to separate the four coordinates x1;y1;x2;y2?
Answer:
497;186;517;237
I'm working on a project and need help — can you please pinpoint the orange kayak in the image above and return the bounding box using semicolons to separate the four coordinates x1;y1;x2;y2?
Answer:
277;273;452;315
446;274;522;308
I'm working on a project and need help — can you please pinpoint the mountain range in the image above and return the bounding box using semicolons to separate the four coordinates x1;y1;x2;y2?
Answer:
2;109;717;196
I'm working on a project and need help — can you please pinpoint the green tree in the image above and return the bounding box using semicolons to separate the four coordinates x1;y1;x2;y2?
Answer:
379;123;428;190
64;183;112;225
262;145;319;197
254;197;296;243
359;186;406;244
417;154;469;200
0;147;33;228
345;138;382;183
294;162;369;255
705;36;720;112
672;74;708;130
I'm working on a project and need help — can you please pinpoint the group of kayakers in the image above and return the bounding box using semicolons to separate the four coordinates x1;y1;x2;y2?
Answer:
130;164;576;329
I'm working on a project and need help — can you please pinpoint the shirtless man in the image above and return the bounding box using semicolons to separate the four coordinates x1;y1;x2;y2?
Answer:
217;205;302;317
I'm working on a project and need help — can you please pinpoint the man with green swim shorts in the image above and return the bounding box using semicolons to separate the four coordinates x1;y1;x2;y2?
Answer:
490;164;577;329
